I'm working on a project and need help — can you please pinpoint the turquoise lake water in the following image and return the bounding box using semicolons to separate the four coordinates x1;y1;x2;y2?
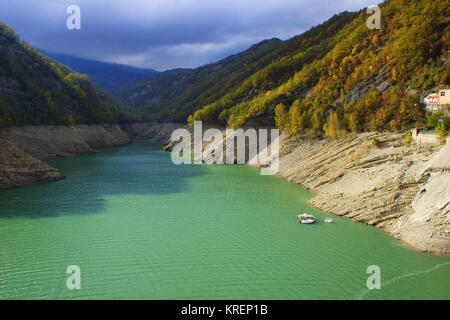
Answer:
0;140;448;299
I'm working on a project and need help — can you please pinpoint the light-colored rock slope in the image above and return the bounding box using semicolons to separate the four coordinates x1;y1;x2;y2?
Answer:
277;132;449;255
2;124;131;161
388;142;450;254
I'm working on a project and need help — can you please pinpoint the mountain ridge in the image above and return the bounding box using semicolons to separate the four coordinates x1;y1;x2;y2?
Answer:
40;51;159;91
112;37;287;121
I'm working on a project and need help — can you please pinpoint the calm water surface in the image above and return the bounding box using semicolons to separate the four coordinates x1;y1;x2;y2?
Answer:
0;140;448;299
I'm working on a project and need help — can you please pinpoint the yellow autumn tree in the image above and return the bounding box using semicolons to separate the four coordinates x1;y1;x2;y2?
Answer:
187;115;194;127
274;103;288;133
323;111;346;139
288;103;303;135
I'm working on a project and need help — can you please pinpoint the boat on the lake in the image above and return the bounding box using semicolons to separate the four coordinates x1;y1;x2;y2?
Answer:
297;213;316;224
324;218;333;223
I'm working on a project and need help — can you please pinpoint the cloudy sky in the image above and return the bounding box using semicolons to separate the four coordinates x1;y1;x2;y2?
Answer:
0;0;380;71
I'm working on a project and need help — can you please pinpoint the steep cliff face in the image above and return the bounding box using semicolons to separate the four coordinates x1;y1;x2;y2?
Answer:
0;139;64;190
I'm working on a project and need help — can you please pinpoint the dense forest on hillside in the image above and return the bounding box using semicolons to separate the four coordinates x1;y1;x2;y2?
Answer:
1;0;448;134
189;0;449;135
116;0;449;136
0;23;138;128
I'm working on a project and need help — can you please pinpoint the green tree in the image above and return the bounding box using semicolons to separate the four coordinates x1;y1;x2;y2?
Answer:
435;116;449;144
404;132;412;146
426;111;443;129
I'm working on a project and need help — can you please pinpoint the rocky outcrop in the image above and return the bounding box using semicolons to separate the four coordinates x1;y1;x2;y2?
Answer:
341;66;390;106
0;139;64;190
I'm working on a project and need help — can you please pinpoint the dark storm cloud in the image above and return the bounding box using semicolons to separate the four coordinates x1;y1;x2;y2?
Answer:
0;0;379;70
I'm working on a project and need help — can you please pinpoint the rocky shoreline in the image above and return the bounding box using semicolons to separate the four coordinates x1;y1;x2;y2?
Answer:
276;132;449;256
164;127;449;255
0;122;182;190
0;139;64;190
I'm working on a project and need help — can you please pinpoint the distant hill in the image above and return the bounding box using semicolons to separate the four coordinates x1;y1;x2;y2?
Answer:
41;51;159;92
112;38;285;121
0;22;139;128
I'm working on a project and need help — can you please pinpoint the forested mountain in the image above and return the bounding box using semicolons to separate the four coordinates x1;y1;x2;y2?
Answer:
1;0;448;134
0;23;138;128
115;0;449;135
190;0;449;134
41;51;159;92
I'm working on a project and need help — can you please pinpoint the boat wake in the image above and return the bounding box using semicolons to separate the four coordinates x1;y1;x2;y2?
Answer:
354;261;450;300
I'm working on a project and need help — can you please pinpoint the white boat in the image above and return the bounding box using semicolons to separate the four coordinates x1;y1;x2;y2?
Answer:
324;218;333;223
297;213;316;224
